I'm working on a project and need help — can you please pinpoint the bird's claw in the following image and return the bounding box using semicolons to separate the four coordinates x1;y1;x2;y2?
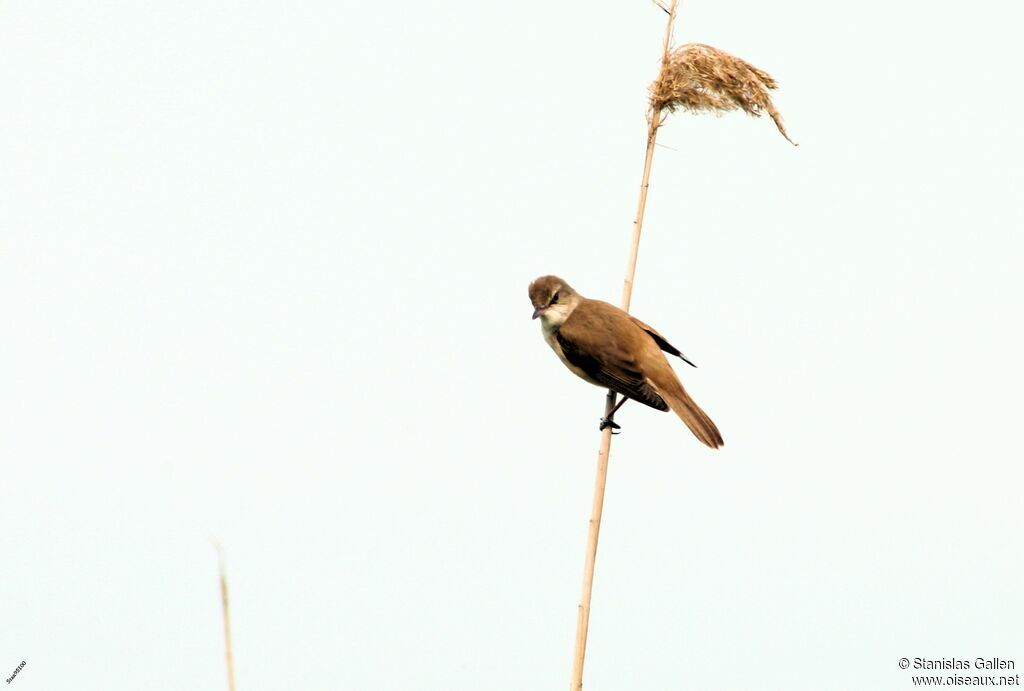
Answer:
599;418;622;434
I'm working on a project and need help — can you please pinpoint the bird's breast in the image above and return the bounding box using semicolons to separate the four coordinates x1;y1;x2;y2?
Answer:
542;327;603;387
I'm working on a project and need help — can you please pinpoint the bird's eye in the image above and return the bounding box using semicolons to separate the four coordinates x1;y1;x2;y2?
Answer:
551;292;559;305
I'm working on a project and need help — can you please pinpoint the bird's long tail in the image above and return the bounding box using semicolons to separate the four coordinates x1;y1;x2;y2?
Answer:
656;379;724;449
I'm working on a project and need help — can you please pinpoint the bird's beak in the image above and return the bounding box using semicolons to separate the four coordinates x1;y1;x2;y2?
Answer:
532;306;544;320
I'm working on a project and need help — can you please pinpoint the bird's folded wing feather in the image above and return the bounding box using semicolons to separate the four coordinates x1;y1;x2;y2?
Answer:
555;306;669;411
629;315;696;367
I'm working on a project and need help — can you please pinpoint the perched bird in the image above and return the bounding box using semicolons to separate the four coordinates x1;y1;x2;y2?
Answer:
528;275;723;449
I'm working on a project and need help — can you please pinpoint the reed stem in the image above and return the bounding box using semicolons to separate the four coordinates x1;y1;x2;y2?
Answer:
569;3;679;689
217;544;237;691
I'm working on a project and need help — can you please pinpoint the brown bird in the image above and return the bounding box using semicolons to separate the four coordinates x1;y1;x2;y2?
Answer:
529;275;723;449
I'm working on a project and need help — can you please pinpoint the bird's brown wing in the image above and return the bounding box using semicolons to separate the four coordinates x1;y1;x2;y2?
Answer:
555;303;669;412
629;315;696;367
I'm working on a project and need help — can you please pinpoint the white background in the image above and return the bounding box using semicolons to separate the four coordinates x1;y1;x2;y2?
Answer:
1;1;1021;689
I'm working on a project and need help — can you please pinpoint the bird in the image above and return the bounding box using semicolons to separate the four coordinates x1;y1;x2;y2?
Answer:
528;275;723;449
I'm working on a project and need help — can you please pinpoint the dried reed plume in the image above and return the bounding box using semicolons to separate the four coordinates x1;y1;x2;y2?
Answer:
650;43;796;144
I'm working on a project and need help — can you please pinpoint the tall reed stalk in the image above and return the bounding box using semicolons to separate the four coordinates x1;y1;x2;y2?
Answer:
568;5;792;688
569;3;679;689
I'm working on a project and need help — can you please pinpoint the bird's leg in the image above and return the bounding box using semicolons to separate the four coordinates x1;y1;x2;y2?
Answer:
599;396;629;433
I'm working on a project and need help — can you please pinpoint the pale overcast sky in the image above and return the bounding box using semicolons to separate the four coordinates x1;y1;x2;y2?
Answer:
1;1;1021;690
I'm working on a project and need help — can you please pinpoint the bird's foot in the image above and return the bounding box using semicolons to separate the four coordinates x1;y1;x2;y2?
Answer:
599;417;622;434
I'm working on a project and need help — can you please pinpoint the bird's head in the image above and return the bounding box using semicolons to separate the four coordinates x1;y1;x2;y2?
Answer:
528;275;579;330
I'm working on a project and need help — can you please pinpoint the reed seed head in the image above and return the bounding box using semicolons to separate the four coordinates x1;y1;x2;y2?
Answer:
650;43;796;145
